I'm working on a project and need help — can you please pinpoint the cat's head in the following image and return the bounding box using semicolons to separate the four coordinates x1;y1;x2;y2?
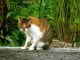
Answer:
18;17;32;31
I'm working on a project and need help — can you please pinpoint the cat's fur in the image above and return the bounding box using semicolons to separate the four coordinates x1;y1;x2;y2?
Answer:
18;16;53;50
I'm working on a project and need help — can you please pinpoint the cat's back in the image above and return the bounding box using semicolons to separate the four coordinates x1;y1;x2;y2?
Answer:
38;18;52;33
39;18;53;39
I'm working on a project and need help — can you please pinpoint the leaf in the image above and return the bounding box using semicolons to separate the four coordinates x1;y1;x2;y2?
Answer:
6;0;10;10
5;36;15;46
0;35;4;38
0;13;2;20
6;12;13;18
5;24;9;31
11;30;19;40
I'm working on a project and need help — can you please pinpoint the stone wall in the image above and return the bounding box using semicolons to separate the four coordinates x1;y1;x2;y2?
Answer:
0;47;80;60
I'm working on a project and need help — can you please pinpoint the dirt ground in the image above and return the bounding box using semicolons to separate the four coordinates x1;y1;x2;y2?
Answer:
50;40;76;48
0;47;80;60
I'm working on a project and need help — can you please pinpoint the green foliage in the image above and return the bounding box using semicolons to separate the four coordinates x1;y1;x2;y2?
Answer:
0;0;80;47
76;36;80;47
5;36;15;46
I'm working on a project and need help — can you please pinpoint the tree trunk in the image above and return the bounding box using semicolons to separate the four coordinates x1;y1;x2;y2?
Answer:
1;0;7;36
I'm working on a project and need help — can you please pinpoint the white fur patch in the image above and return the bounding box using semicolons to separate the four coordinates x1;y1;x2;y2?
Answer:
28;24;43;43
36;42;45;50
21;46;27;49
29;24;43;37
29;44;35;50
25;28;28;31
36;48;43;50
37;42;45;48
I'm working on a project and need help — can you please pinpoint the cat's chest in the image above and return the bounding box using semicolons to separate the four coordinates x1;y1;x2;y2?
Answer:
26;24;43;37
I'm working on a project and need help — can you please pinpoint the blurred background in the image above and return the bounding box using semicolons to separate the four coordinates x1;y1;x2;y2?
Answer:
0;0;80;47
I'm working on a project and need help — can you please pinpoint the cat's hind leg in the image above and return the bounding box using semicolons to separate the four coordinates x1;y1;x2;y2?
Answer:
36;41;45;50
36;41;50;50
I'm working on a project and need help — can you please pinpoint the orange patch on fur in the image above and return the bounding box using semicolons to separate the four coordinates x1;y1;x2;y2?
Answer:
28;16;51;33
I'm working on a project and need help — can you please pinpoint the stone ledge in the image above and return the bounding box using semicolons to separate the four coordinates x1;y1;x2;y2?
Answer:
0;47;80;60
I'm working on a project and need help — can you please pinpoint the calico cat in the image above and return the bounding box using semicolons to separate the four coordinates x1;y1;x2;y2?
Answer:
18;16;53;50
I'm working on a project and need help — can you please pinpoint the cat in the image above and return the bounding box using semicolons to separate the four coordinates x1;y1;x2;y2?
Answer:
18;16;53;50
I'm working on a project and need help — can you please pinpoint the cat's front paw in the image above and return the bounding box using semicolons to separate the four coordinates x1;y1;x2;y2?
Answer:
21;47;27;49
29;46;34;50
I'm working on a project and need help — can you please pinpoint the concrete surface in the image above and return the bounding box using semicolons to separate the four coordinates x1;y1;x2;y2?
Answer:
0;47;80;60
